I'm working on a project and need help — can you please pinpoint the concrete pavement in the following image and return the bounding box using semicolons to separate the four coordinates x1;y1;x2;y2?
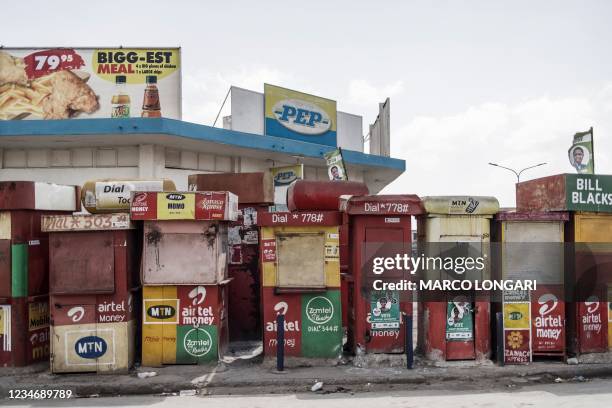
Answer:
3;377;612;407
2;356;612;399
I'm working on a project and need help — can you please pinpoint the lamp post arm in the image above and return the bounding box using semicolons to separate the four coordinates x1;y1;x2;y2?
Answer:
517;163;547;182
491;164;520;182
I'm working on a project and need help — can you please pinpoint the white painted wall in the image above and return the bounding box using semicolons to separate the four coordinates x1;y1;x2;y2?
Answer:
337;112;363;152
1;143;369;192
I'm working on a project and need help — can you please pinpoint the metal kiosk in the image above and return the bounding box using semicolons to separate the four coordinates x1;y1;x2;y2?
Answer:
45;213;138;373
131;190;238;366
342;195;423;357
517;173;612;355
258;210;343;362
417;196;499;361
493;211;568;363
0;181;78;367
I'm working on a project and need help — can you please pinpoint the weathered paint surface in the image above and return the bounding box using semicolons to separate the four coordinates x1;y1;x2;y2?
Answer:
0;181;78;212
188;172;274;205
0;211;56;299
418;198;495;361
516;174;567;212
569;212;612;354
502;301;531;365
227;205;262;342
49;231;123;295
42;213;132;232
517;173;612;213
421;196;499;216
51;320;134;373
257;211;342;227
342;194;423;216
130;191;239;221
345;195;417;355
0;297;49;367
494;215;567;358
142;285;227;366
262;287;342;358
260;220;342;359
142;221;228;285
48;225;139;373
260;226;340;289
287;180;369;211
531;286;565;354
608;287;612;350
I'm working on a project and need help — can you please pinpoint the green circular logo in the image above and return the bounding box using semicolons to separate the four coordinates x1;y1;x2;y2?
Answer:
183;328;212;357
305;296;334;325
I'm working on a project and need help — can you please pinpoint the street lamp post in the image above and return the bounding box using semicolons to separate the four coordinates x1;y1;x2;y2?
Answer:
488;162;547;183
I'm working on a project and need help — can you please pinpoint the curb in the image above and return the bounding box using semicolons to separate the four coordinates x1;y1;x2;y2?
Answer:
1;364;612;398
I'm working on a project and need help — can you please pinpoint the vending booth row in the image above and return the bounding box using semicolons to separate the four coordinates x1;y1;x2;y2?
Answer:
1;173;611;373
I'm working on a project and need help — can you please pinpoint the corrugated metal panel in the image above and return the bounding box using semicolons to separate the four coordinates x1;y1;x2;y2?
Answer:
502;221;564;283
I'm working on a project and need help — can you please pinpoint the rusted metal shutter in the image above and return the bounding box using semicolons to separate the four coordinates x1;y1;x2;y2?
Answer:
49;232;115;294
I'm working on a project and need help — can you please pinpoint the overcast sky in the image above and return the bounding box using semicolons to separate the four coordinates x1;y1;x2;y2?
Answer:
4;0;611;206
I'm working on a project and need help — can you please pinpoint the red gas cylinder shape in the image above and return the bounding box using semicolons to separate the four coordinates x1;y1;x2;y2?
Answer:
287;180;369;211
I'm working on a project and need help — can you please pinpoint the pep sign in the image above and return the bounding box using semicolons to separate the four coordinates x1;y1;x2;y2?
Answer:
264;84;337;146
272;99;331;135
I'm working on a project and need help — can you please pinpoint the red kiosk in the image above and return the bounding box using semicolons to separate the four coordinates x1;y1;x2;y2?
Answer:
342;195;423;355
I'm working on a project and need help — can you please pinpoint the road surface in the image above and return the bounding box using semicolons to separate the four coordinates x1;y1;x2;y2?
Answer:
4;377;611;408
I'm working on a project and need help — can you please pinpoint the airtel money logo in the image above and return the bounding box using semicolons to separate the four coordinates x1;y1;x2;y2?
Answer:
274;301;288;316
67;306;85;323
272;99;331;135
585;298;600;314
188;286;206;305
538;293;558;316
265;301;300;332
133;192;148;204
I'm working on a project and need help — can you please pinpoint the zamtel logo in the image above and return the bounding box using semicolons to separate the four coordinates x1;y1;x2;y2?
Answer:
75;336;107;359
147;305;176;319
305;296;334;325
272;99;331;135
538;293;558;316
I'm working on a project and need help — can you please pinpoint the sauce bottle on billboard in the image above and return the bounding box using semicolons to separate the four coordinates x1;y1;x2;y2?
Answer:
141;75;162;117
111;75;130;118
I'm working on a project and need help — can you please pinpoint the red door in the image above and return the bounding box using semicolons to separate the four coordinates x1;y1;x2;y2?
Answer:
357;216;412;354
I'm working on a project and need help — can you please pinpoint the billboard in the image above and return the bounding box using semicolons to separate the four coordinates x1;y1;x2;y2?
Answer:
0;47;181;120
264;84;337;146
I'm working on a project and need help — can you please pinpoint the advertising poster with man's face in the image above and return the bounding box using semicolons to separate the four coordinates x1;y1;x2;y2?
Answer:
568;129;594;174
323;148;348;181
